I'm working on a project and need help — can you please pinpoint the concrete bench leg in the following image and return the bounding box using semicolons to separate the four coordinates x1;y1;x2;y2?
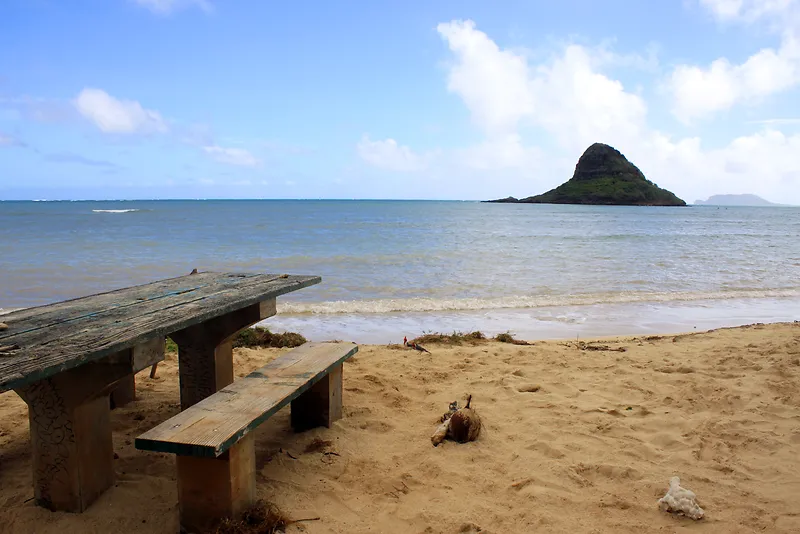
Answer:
176;434;256;533
110;375;136;409
172;300;276;410
291;364;343;431
15;363;130;512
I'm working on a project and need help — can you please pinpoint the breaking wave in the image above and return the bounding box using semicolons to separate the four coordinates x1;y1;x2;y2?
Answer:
92;209;143;213
278;288;800;315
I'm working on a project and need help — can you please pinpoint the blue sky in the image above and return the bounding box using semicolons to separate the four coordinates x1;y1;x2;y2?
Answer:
1;0;799;202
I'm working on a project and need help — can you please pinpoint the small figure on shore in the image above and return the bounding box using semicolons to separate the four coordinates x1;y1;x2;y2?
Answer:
403;336;431;353
189;268;198;275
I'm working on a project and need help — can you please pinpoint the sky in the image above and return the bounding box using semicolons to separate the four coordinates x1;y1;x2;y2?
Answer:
1;0;799;202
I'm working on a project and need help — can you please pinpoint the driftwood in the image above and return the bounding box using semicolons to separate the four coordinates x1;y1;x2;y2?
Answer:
431;395;482;446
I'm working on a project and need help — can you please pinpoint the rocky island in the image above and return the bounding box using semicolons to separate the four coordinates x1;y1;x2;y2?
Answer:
488;143;686;206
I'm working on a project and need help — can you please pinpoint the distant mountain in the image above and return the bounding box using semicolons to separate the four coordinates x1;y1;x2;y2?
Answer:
694;194;783;207
487;143;686;206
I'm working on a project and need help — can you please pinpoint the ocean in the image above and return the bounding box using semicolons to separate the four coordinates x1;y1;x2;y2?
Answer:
1;200;798;342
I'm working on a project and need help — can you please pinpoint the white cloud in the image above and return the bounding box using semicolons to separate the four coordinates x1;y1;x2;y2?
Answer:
437;20;647;151
699;0;799;22
202;146;260;167
454;134;542;171
437;20;534;135
0;133;24;147
360;19;800;204
699;0;746;19
748;117;800;123
669;1;800;122
73;88;168;134
133;0;212;15
356;136;429;172
669;37;800;122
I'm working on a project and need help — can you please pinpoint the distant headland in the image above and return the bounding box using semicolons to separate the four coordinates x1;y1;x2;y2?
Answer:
487;143;686;206
694;194;784;207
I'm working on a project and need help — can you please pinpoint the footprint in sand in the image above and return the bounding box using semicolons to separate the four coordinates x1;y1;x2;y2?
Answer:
518;384;541;393
357;419;395;433
527;441;565;459
571;463;643;483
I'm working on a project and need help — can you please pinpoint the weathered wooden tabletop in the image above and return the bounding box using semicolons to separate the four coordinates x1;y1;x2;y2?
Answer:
0;272;320;393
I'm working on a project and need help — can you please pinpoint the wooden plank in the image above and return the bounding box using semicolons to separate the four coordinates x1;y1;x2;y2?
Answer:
1;273;293;347
135;342;358;457
0;273;320;392
1;271;227;333
132;336;166;373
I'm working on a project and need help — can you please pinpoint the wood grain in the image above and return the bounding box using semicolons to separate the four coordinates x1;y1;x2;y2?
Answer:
0;272;320;392
135;342;358;457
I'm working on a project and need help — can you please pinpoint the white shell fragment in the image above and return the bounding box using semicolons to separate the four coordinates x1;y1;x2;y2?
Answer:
658;476;705;520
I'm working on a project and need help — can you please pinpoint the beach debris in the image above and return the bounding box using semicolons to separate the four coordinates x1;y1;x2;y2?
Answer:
576;341;626;352
304;438;332;454
0;344;19;355
214;499;319;534
0;322;8;331
657;476;705;520
431;395;482;446
495;332;530;345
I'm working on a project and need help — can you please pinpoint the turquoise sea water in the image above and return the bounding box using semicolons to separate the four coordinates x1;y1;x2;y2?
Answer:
1;200;798;342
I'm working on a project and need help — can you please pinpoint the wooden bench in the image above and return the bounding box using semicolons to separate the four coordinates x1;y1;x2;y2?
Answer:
0;272;320;513
135;341;358;533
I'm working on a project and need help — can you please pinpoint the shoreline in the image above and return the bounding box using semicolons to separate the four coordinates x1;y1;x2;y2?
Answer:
4;295;799;345
265;295;800;344
2;321;799;533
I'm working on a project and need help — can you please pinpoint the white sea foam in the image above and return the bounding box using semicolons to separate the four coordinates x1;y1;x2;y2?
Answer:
277;288;800;315
92;209;142;213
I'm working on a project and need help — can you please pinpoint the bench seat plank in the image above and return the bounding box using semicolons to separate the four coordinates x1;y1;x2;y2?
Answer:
135;342;357;457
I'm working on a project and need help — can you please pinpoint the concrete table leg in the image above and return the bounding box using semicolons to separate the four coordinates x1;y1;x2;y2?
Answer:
172;300;276;410
110;375;136;409
15;362;131;512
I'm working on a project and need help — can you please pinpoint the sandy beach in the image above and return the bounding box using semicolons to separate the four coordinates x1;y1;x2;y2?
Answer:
1;322;799;533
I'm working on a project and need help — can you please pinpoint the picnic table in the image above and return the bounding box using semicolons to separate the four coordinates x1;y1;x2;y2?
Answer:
0;271;319;513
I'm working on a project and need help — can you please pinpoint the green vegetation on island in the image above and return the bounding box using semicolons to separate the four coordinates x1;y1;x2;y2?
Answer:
488;143;686;206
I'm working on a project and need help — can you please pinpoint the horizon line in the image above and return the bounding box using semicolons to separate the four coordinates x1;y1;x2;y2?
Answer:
0;198;485;202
